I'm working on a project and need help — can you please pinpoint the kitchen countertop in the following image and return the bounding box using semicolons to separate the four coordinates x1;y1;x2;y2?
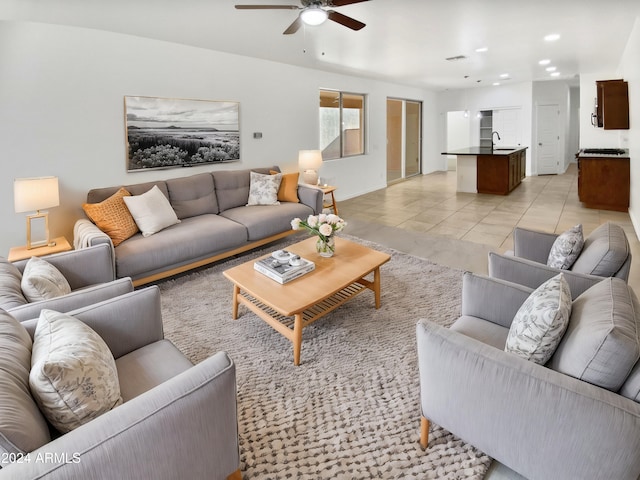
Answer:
441;146;528;156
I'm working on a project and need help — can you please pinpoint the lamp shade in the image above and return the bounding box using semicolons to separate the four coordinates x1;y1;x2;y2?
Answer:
298;150;323;170
300;6;328;26
14;176;60;213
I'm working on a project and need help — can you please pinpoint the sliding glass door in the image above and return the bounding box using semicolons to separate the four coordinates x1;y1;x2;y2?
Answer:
386;98;422;183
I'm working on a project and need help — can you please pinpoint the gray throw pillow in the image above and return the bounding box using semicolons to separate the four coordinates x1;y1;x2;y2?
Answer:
548;277;640;391
547;224;584;269
0;257;27;310
505;273;572;365
0;309;51;456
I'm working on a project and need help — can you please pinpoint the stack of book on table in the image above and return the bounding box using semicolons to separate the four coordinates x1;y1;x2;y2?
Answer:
254;252;315;284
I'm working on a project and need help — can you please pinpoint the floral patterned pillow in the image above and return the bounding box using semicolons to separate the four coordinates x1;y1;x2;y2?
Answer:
29;309;123;433
547;224;584;269
247;171;282;206
505;273;572;365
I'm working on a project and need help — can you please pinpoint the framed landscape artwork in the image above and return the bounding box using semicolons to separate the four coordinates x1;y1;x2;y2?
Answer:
124;96;240;172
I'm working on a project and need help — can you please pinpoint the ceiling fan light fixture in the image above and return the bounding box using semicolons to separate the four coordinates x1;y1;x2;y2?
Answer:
300;6;328;26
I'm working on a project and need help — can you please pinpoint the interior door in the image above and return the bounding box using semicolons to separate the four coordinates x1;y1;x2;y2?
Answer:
536;104;560;175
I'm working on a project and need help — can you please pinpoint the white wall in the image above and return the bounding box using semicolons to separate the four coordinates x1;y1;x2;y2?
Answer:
0;20;437;255
618;16;640;233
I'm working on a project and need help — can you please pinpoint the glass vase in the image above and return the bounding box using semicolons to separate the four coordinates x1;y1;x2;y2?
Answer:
316;236;335;258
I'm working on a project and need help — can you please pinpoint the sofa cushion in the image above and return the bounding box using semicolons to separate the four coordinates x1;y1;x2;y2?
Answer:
450;315;510;350
123;185;181;237
0;257;27;309
271;170;300;203
247;171;282;206
30;309;123;433
82;187;139;246
570;222;629;276
114;215;248;280
548;277;640;391
166;173;219;219
116;339;193;402
505;274;572;364
0;309;51;455
21;256;72;303
547;224;584;269
221;202;314;241
212;167;274;212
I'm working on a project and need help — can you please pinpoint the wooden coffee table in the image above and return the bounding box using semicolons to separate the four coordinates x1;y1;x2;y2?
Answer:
223;236;391;365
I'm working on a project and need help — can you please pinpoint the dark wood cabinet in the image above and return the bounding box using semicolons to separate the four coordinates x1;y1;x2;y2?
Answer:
577;153;630;212
477;149;526;195
595;80;629;130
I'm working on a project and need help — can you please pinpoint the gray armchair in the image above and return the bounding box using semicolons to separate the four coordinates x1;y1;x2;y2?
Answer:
489;222;631;298
417;272;640;480
1;244;133;322
0;286;240;480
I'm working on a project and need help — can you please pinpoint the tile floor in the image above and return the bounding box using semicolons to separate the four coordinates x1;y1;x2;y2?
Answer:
337;164;640;291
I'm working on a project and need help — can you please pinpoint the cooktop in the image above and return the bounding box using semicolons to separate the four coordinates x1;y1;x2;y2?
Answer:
582;148;627;155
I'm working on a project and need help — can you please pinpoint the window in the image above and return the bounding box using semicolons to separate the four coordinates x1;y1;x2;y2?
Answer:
319;90;366;160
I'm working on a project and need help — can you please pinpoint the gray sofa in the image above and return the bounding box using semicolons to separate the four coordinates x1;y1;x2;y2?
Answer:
417;272;640;480
74;167;323;286
0;286;239;480
489;222;631;298
0;244;133;322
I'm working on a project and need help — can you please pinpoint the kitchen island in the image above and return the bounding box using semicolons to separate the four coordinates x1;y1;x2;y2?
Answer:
442;146;528;195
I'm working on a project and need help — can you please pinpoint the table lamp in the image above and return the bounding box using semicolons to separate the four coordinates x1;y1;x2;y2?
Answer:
298;150;323;185
14;176;60;249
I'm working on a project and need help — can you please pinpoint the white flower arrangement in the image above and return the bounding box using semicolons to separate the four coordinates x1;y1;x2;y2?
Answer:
291;213;347;242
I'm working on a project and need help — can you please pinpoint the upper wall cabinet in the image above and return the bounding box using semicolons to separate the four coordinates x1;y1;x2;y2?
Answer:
592;79;629;130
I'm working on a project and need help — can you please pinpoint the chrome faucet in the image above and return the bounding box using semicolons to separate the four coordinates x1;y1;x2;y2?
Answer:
492;131;501;147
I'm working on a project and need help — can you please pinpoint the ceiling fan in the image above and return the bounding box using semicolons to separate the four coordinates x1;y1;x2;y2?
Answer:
235;0;370;35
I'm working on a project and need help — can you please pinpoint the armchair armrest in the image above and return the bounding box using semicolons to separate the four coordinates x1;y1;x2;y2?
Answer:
22;287;163;360
0;352;239;480
297;184;323;214
7;277;133;323
488;252;603;299
13;244;115;289
417;320;640;480
512;226;558;263
461;272;532;328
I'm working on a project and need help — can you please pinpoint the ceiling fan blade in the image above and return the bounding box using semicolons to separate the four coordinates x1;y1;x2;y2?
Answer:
283;16;303;35
328;0;370;6
235;5;300;9
327;10;365;30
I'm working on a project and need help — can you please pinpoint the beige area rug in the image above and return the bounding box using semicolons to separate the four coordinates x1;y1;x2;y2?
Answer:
158;234;491;479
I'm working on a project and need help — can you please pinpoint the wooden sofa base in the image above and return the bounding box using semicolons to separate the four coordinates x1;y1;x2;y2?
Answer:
132;230;301;287
227;469;242;480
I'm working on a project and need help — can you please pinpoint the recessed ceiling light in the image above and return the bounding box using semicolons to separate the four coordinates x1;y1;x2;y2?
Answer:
499;73;509;78
539;59;551;65
551;72;561;77
475;47;488;53
493;82;501;86
544;33;560;42
546;66;557;72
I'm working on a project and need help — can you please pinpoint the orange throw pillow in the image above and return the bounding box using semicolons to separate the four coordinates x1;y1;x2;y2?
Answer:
270;170;300;203
82;188;139;246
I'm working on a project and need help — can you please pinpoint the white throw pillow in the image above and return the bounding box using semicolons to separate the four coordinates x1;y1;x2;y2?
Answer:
505;273;572;365
247;171;282;206
547;224;584;269
123;185;180;237
29;309;123;433
21;256;72;302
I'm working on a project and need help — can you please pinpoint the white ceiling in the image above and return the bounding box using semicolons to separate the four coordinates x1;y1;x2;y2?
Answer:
2;0;639;91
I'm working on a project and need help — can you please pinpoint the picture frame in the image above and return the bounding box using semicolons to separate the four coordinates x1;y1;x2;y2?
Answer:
124;95;240;172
